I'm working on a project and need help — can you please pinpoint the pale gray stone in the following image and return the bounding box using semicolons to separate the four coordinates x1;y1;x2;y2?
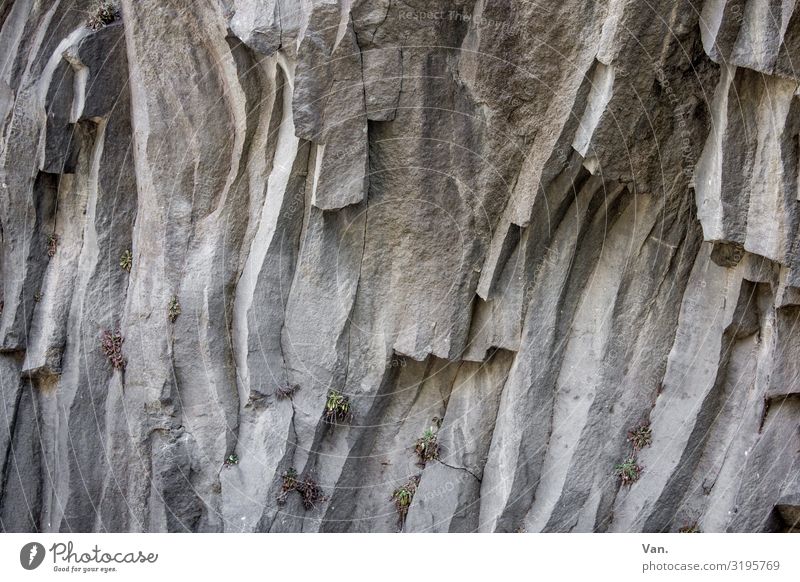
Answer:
0;0;798;533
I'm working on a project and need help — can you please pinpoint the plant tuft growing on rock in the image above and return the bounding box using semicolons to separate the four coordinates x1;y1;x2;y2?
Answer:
33;291;43;303
224;453;239;467
323;389;352;425
47;234;58;257
168;295;181;323
391;475;420;530
86;1;120;31
414;426;440;465
279;468;298;501
276;383;299;400
277;468;324;509
100;328;125;370
297;477;324;510
615;457;642;486
678;522;701;533
120;249;132;272
627;423;652;450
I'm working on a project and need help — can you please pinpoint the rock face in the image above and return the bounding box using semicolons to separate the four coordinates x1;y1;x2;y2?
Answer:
0;0;799;533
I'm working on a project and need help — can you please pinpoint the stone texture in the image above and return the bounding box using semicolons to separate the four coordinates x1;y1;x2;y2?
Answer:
0;0;799;533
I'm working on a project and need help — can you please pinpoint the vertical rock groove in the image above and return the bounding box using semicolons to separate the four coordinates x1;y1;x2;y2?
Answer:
0;0;798;532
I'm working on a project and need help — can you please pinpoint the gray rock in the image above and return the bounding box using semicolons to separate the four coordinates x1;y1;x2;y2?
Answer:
0;0;799;533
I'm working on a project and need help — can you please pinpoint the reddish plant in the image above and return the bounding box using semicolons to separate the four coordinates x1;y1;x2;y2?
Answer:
627;423;652;450
101;328;125;370
277;468;324;510
276;383;299;400
47;234;58;257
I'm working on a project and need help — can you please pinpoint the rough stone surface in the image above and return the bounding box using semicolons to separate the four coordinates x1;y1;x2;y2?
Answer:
0;0;799;532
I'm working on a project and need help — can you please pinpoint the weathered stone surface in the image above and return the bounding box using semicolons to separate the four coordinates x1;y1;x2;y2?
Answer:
1;0;799;533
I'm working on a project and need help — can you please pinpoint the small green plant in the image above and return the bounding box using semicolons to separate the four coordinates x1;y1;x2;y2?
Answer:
277;468;324;509
391;475;420;529
323;389;352;425
627;423;652;450
47;234;58;257
414;426;440;464
120;249;132;272
168;295;181;323
224;453;239;467
33;291;43;303
100;328;125;370
86;1;120;31
615;457;642;486
276;383;299;399
678;522;701;533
